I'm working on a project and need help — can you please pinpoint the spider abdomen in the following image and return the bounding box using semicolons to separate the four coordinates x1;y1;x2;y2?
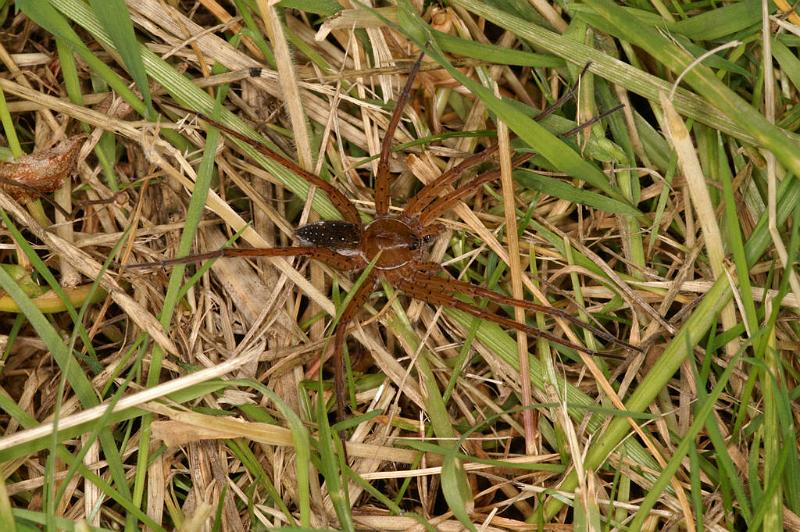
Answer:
295;220;361;252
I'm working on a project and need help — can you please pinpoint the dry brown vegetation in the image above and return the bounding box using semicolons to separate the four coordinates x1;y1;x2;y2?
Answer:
0;0;799;530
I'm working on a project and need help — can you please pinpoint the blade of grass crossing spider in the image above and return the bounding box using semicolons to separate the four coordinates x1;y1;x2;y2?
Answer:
334;252;381;315
330;256;381;423
396;2;636;209
88;0;153;115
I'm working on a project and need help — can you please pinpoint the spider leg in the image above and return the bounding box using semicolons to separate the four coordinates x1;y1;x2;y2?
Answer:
164;105;362;225
392;272;600;356
332;270;378;427
402;144;500;216
533;62;592;123
403;263;640;352
410;104;623;224
375;53;425;216
560;103;626;138
416;99;626;225
403;64;595;218
419;153;534;225
127;246;366;272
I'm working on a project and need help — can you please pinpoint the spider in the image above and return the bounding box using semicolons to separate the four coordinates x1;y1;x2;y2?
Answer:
136;54;639;424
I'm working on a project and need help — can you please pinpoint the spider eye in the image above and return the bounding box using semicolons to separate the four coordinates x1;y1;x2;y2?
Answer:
423;235;432;243
408;240;419;251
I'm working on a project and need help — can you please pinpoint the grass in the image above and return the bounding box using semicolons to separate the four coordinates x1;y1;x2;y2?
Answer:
0;0;798;530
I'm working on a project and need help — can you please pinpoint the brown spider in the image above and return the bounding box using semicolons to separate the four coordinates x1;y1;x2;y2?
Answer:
137;54;638;423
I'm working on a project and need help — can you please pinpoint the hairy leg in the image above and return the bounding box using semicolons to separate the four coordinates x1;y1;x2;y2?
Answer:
418;153;535;225
375;53;424;215
163;104;362;224
392;273;600;356
399;263;639;352
331;270;377;435
127;245;366;272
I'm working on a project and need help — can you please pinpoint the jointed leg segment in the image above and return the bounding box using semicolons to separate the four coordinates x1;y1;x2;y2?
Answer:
375;53;425;216
128;245;366;272
392;274;601;355
332;270;378;424
399;263;638;352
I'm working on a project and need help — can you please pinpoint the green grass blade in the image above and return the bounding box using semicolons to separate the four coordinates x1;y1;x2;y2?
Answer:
544;162;800;519
514;169;640;216
581;0;800;179
88;0;153;115
49;0;342;221
17;0;144;116
629;348;745;529
398;3;635;209
448;0;786;146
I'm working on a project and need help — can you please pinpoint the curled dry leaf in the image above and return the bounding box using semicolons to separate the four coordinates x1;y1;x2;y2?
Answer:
0;135;85;202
